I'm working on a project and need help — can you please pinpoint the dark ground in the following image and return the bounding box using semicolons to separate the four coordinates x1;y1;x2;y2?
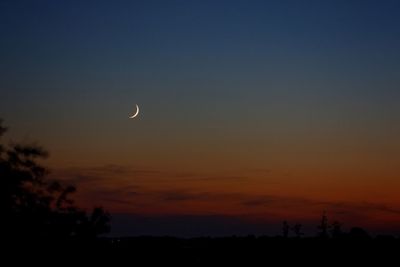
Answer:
7;235;400;265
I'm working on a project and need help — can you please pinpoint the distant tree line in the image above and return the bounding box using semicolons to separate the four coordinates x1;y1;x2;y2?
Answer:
282;211;371;240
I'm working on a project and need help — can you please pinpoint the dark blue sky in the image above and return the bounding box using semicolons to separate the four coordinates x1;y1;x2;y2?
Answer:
2;0;400;166
2;0;399;149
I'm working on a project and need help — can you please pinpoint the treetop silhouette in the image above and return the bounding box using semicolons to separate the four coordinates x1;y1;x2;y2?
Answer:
0;119;110;241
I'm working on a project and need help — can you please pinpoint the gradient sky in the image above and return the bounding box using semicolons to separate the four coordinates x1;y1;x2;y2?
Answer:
1;0;400;235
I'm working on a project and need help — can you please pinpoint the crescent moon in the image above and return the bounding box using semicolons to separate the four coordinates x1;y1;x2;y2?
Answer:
129;104;139;119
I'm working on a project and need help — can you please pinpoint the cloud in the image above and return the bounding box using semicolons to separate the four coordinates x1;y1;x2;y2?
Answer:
242;195;312;207
52;164;246;185
321;201;400;216
241;195;400;216
50;164;400;219
176;175;247;182
50;165;130;184
156;190;244;202
160;191;211;201
51;165;240;205
86;164;132;175
100;198;134;205
75;186;140;207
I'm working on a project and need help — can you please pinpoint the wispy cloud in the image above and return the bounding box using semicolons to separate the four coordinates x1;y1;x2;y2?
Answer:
321;201;400;216
50;164;400;219
157;190;242;202
242;195;400;216
242;195;313;207
51;164;247;184
160;191;213;201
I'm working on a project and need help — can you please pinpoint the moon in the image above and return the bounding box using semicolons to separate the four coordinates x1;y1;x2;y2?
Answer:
129;104;139;119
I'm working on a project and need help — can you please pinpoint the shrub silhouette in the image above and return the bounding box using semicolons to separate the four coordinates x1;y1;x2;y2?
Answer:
282;220;290;238
0;119;110;241
330;221;343;239
317;211;329;239
292;223;304;238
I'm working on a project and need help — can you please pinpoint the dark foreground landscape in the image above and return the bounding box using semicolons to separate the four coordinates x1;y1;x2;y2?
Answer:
6;235;400;265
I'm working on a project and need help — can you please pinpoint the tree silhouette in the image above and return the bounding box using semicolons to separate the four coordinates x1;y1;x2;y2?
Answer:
282;221;290;238
330;221;343;239
317;211;329;239
0;119;110;241
292;223;304;238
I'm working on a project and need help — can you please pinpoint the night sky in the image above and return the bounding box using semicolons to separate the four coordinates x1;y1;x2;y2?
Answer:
1;0;400;236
